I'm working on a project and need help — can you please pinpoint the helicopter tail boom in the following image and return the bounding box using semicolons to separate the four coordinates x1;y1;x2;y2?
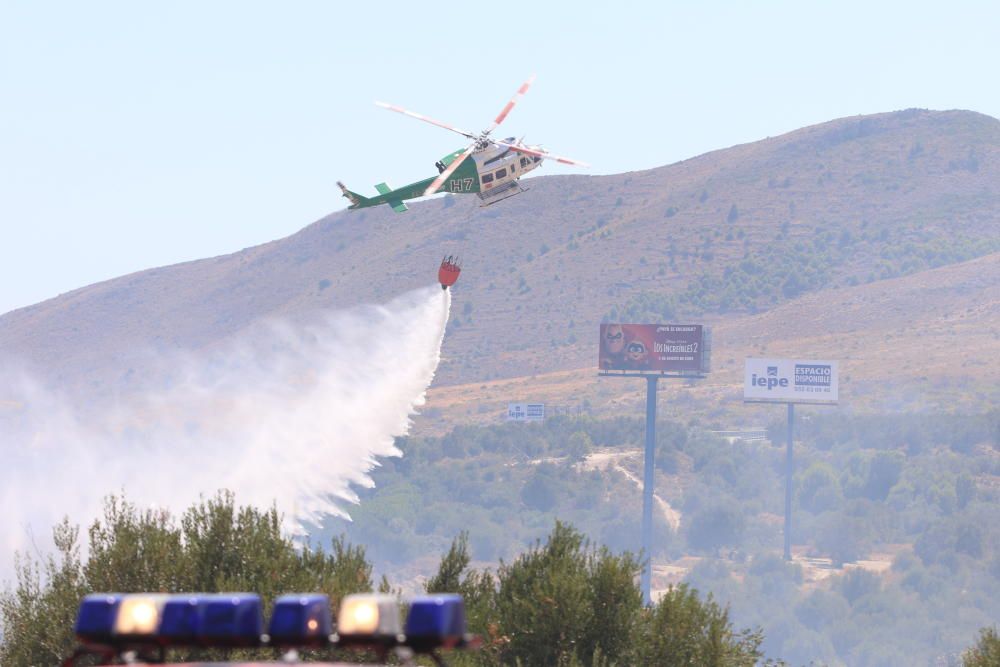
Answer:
337;180;412;212
337;181;372;209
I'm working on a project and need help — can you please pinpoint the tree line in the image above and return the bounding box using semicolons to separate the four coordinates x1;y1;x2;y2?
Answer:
1;493;767;666
3;492;996;665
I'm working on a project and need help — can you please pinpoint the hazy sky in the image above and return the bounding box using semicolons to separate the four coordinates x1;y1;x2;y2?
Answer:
2;1;997;314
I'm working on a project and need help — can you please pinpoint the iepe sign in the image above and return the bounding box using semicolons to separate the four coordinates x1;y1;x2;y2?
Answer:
744;358;839;405
507;403;545;422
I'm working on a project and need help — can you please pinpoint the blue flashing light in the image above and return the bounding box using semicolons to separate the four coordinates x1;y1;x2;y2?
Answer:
75;594;123;643
269;594;331;645
159;595;203;643
200;593;263;645
405;594;467;649
158;593;262;646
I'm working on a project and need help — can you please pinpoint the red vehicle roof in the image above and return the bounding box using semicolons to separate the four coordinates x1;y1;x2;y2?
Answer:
114;663;376;666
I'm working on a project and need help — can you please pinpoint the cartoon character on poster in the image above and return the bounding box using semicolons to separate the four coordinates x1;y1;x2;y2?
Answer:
600;324;628;369
623;327;653;370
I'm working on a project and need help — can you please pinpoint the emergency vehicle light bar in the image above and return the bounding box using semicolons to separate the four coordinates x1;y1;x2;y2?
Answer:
76;593;263;648
69;591;475;664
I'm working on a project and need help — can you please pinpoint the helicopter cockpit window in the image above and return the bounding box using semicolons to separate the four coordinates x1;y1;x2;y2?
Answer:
520;157;529;167
532;156;542;163
496;168;507;179
481;173;494;184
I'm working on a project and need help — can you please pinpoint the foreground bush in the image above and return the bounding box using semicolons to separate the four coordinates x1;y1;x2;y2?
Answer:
962;627;1000;667
3;495;769;665
0;493;374;665
427;524;768;666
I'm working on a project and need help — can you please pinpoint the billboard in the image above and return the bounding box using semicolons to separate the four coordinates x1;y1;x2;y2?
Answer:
744;358;839;404
599;324;709;374
507;403;545;422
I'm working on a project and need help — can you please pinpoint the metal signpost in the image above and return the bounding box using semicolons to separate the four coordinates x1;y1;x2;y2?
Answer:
744;358;839;560
599;324;711;605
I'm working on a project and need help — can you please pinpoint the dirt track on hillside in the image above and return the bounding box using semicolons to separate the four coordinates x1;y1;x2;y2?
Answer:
578;448;681;532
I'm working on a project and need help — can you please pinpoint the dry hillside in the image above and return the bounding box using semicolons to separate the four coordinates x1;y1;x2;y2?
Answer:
421;251;1000;433
1;108;997;419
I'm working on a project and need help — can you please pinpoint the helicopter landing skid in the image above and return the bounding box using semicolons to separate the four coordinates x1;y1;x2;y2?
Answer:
478;182;528;207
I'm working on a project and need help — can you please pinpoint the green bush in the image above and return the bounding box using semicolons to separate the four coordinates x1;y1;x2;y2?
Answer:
0;492;374;665
962;627;1000;666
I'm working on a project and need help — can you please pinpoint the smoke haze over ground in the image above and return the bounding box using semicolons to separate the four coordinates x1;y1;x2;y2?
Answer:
0;286;450;580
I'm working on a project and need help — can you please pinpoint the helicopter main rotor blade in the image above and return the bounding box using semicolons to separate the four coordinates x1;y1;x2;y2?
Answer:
423;143;476;197
374;101;477;139
493;140;590;167
485;74;536;135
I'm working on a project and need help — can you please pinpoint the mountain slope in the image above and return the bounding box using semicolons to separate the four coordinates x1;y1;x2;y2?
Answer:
420;250;1000;431
1;109;997;401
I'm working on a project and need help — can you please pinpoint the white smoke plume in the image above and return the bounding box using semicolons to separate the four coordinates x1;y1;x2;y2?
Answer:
0;286;450;580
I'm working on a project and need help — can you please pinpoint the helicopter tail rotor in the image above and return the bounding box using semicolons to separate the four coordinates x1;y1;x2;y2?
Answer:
337;181;370;208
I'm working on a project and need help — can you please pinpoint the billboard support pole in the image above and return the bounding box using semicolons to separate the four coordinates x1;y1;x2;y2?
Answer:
599;324;710;607
641;375;658;606
784;402;794;561
744;358;837;561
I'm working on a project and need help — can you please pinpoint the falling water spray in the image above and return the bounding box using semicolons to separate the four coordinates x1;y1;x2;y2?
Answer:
0;285;451;580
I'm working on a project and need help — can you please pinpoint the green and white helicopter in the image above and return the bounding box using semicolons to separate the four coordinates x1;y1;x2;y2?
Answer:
337;75;588;213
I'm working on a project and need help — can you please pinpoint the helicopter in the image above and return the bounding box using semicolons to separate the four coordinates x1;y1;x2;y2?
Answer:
337;75;588;213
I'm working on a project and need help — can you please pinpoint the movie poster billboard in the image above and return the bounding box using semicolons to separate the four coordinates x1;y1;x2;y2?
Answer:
599;324;706;373
744;358;839;404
